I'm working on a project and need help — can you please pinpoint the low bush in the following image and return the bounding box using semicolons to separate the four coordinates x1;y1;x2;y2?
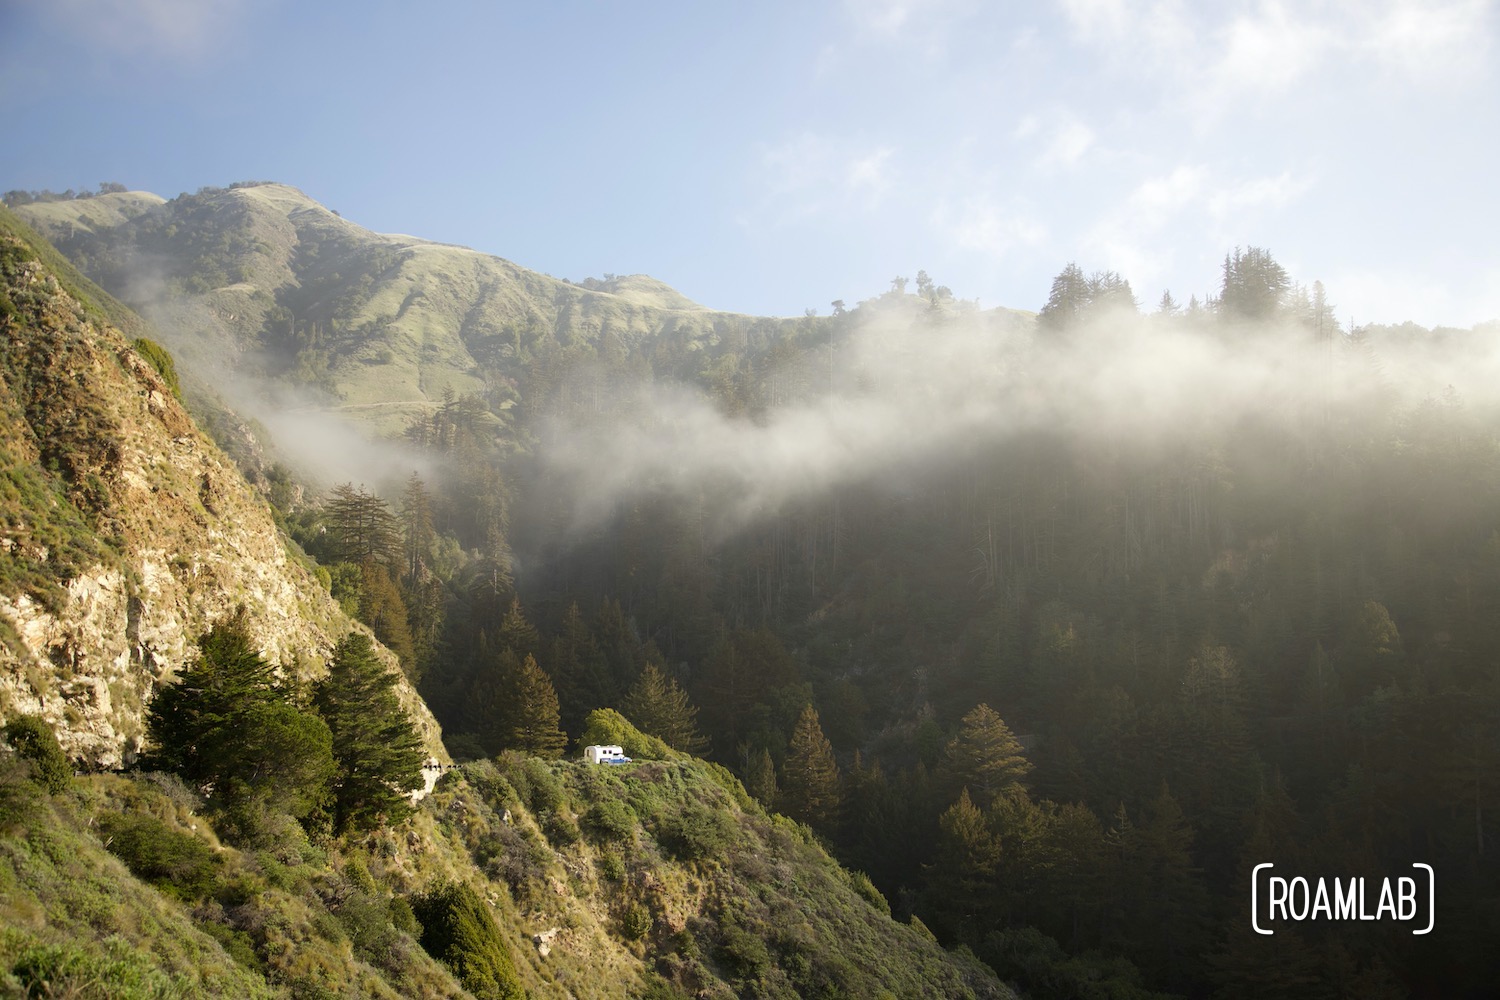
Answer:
657;803;736;862
582;799;636;842
620;900;652;941
98;812;221;901
410;880;524;1000
4;714;72;794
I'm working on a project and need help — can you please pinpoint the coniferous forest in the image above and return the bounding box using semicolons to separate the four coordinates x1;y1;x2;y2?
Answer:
5;181;1499;998
251;241;1500;996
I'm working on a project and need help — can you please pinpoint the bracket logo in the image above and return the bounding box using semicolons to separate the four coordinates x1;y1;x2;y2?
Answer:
1251;863;1434;936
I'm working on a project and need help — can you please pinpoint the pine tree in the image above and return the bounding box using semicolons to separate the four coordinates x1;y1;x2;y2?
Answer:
781;704;840;830
400;471;435;582
314;633;426;833
621;662;708;755
943;703;1032;807
745;746;778;808
497;597;540;661
2;715;71;794
1219;246;1290;321
144;612;279;783
145;613;334;827
359;559;415;675
508;654;567;759
1039;263;1089;331
325;483;402;566
467;646;521;756
928;788;1002;938
549;601;610;733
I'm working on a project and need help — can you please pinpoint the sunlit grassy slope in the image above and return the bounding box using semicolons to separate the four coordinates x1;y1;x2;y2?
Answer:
17;184;803;437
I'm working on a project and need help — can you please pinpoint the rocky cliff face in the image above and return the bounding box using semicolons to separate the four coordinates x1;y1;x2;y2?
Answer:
0;225;444;767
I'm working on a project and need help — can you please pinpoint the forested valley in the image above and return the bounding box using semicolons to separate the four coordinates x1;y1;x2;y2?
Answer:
10;184;1499;997
278;254;1499;997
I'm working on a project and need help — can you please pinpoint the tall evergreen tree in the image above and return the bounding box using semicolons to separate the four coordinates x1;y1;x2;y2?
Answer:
621;661;708;755
1219;246;1289;321
781;704;841;830
929;788;1002;938
943;703;1032;807
145;613;334;828
359;559;416;675
144;613;280;784
508;653;567;759
314;633;426;832
745;746;778;809
400;471;435;582
496;597;540;661
325;483;402;566
549;601;611;733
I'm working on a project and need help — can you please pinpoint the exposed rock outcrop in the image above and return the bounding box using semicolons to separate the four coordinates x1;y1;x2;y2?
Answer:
0;230;445;767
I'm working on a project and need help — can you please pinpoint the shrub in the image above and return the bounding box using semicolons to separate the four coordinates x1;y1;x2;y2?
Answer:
542;811;580;847
597;850;626;881
715;922;771;981
4;714;72;794
98;812;221;900
621;900;652;941
634;974;693;1000
657;804;735;862
130;337;181;398
10;939;188;999
411;880;525;1000
389;896;422;937
582;799;637;842
578;708;674;761
850;870;890;915
518;757;564;814
0;758;43;832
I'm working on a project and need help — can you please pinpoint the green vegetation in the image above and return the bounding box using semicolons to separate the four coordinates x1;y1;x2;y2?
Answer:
0;231;129;605
144;613;336;835
13;183;1500;997
131;337;181;398
411;881;525;1000
314;632;426;832
3;714;72;794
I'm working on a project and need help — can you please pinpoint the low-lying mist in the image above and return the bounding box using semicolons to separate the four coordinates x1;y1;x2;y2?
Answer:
536;299;1500;539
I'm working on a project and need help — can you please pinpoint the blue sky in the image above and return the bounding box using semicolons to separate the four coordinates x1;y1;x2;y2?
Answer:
2;0;1497;325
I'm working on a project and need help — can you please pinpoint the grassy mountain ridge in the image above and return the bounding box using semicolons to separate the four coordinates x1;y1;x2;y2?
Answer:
0;197;1012;999
15;184;819;437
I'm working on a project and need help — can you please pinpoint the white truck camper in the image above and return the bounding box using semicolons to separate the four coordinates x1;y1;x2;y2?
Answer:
583;744;632;765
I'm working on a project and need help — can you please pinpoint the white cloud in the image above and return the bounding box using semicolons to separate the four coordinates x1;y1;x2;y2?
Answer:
1329;268;1457;326
1208;2;1331;98
1035;119;1097;170
840;0;980;55
934;195;1047;261
1330;264;1500;328
1053;0;1497;121
1056;0;1133;42
1361;0;1494;83
32;0;254;60
744;133;899;229
848;148;896;200
1206;171;1316;221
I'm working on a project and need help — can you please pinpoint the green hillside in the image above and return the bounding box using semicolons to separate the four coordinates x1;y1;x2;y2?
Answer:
16;181;1500;998
0;188;1012;1000
0;737;1009;999
15;184;817;437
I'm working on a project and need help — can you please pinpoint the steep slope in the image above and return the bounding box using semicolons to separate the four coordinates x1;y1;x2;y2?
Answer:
0;206;444;766
1;745;1011;999
16;184;811;437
